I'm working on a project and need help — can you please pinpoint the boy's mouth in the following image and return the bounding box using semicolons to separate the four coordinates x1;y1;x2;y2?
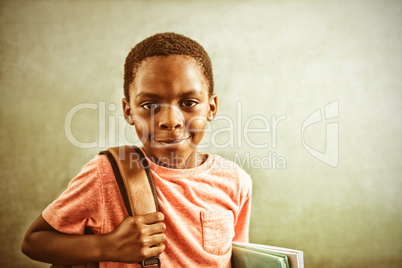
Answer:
153;136;191;145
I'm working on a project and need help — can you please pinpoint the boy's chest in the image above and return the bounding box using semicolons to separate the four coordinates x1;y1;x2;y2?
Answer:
102;173;239;233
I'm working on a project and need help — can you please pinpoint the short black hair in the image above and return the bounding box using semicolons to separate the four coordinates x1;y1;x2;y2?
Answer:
124;32;214;100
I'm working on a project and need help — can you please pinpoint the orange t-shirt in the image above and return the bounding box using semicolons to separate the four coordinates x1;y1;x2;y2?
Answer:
43;152;252;268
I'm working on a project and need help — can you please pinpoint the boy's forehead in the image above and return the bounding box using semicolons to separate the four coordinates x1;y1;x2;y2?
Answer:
129;55;209;98
137;54;199;73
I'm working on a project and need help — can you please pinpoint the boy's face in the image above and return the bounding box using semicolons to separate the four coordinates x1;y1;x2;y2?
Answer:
123;55;217;168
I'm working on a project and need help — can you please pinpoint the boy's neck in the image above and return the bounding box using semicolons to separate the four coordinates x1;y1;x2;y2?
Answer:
143;149;207;169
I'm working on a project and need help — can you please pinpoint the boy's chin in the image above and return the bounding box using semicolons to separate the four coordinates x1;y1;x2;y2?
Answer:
143;143;199;168
146;135;198;151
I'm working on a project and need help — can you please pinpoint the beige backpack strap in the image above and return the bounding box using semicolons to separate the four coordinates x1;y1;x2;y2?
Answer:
100;146;161;268
103;145;158;215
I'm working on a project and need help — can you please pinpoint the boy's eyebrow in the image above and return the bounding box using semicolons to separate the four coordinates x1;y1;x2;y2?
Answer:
135;89;204;100
135;92;161;100
177;89;204;98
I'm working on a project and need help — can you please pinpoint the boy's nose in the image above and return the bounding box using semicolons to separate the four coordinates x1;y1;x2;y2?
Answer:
158;105;183;130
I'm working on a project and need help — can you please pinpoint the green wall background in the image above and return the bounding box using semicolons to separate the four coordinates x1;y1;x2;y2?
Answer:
1;0;401;267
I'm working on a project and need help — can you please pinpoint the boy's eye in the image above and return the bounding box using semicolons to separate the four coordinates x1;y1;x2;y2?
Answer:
181;100;197;107
142;103;160;110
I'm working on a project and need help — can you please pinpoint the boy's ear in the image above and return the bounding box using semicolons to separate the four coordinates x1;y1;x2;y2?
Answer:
122;98;135;125
207;94;218;121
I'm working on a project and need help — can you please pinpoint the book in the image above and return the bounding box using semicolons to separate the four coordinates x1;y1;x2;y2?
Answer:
232;242;304;268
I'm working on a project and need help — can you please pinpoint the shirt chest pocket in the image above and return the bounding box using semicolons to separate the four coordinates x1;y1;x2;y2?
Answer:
200;210;235;255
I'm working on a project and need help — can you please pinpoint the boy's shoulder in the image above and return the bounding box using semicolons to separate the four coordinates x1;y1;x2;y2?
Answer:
209;153;252;184
66;154;113;185
210;153;245;170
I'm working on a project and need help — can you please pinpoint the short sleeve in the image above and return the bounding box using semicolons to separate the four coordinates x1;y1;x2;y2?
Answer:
233;172;252;243
42;155;104;235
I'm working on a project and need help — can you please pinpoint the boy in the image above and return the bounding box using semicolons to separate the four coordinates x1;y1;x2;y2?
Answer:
22;32;252;268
